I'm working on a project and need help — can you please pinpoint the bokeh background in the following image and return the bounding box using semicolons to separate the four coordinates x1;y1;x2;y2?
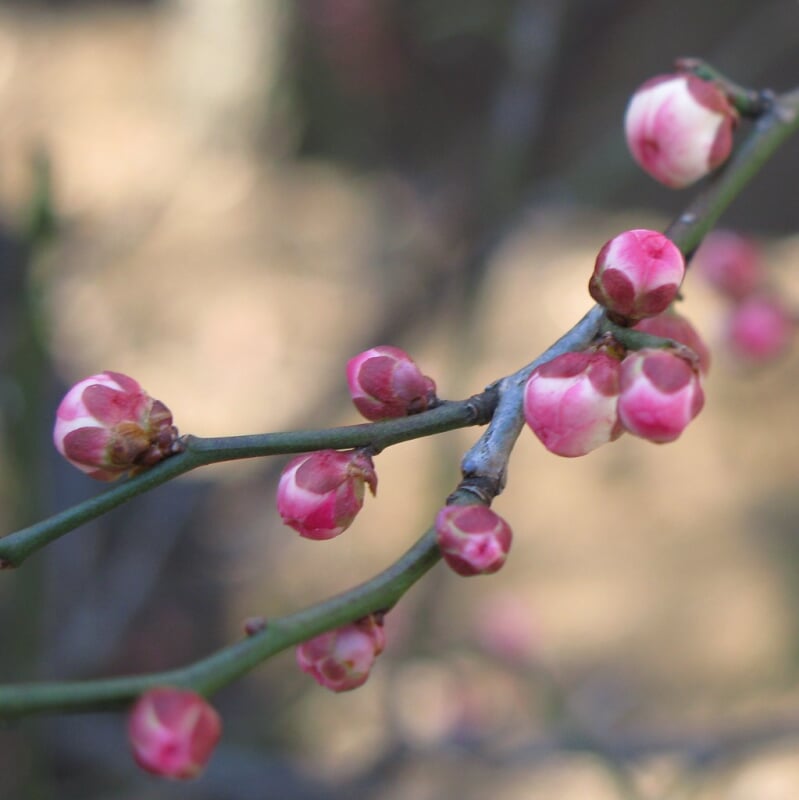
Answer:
2;1;799;798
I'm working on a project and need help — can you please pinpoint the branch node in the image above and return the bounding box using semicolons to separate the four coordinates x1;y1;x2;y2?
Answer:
775;96;798;125
450;475;501;506
465;387;500;426
243;617;268;636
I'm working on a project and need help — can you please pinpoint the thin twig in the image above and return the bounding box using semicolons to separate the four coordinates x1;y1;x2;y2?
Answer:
0;393;497;568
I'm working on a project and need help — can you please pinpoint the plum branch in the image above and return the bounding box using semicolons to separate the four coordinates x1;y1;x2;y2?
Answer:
0;64;798;720
0;393;497;569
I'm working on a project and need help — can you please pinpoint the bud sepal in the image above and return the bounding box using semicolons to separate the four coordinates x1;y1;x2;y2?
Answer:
53;371;179;481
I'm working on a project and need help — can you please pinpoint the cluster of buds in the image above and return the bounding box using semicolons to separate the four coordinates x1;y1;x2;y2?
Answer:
53;371;179;481
347;345;437;421
128;688;221;780
276;449;377;540
525;334;705;455
53;63;789;774
526;226;707;456
624;70;738;188
435;504;512;577
694;231;795;363
296;614;386;692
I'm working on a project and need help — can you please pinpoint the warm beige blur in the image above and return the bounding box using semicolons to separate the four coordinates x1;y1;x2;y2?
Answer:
3;4;799;798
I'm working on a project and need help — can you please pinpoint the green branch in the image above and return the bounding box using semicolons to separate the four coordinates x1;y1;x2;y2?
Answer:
676;58;770;117
461;76;799;490
665;83;799;256
0;525;443;716
0;393;496;568
0;70;797;719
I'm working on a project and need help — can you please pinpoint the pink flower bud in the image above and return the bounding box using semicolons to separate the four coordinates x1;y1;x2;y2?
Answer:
474;592;539;664
625;73;738;188
276;449;377;540
725;295;795;362
618;349;704;443
53;371;178;481
435;505;512;577
694;230;763;300
589;229;685;322
523;351;623;457
346;345;437;421
633;310;711;374
296;615;386;692
128;688;221;780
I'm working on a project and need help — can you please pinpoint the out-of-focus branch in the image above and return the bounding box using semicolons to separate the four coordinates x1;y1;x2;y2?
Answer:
445;712;799;770
677;57;772;117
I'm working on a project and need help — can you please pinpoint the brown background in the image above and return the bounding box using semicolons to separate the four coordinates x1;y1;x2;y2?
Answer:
1;1;799;798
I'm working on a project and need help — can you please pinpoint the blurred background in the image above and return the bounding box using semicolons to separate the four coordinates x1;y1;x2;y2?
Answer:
2;1;799;797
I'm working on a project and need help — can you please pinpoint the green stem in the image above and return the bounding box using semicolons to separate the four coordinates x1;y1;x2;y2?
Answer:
0;393;496;568
0;527;442;716
676;58;769;117
4;86;795;573
1;81;798;719
665;87;799;256
599;320;687;354
461;86;799;490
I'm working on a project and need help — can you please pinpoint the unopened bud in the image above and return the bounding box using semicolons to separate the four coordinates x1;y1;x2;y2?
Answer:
725;295;795;363
618;349;704;443
276;449;377;540
296;615;385;692
524;350;623;457
694;230;763;301
589;229;685;323
625;73;737;188
435;504;512;577
128;688;221;780
633;310;711;374
474;592;539;664
53;371;178;481
346;345;437;421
